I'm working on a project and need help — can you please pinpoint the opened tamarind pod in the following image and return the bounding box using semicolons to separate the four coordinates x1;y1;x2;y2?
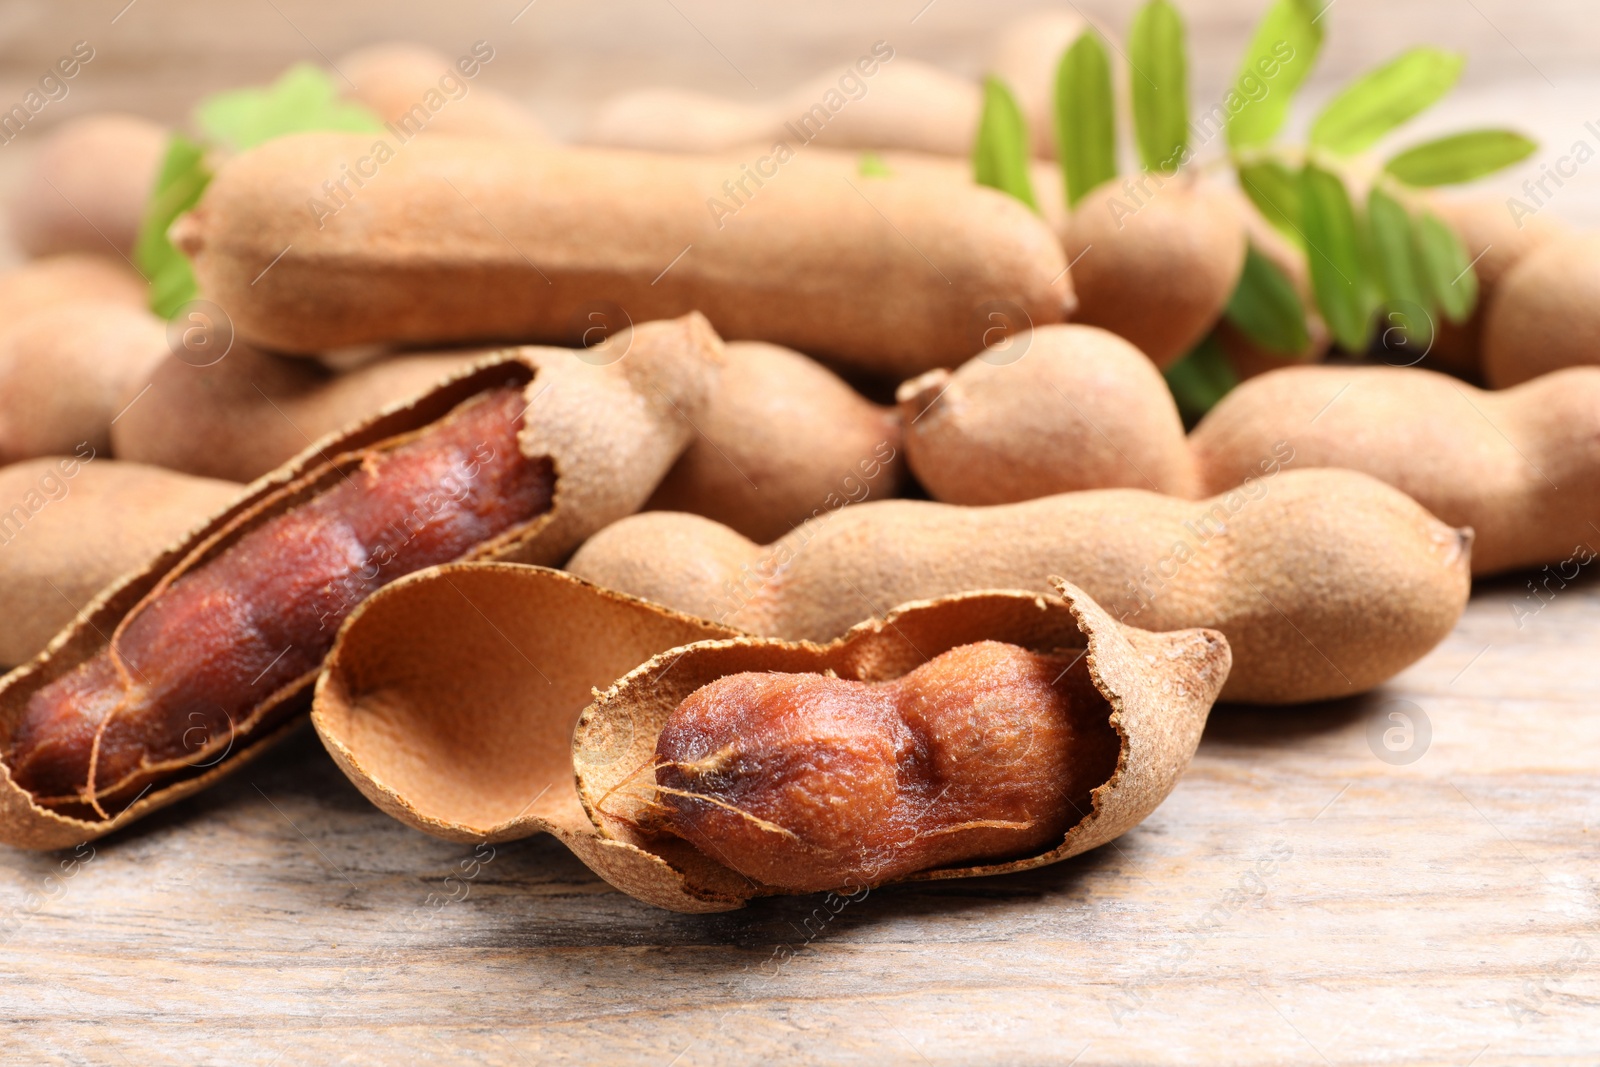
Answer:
1429;197;1565;383
570;578;1228;908
898;324;1198;504
337;42;548;141
0;457;241;668
987;11;1088;158
0;301;170;463
8;114;168;260
1064;173;1248;368
568;467;1472;705
645;341;903;543
0;313;722;848
111;344;481;483
1482;234;1599;389
0;255;147;324
588;54;978;157
173;132;1071;378
1190;363;1600;576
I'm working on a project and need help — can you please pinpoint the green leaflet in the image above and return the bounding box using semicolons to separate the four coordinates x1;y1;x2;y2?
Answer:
1226;0;1325;150
1224;244;1311;355
858;152;894;178
134;134;211;318
1236;160;1304;247
1385;129;1538;186
1300;162;1374;351
973;76;1038;211
1415;209;1479;323
1055;31;1118;207
197;63;383;152
1130;0;1189;173
1165;334;1240;425
1310;47;1464;155
1366;185;1427;309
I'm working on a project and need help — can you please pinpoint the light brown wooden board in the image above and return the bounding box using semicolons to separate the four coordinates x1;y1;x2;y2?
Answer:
1;575;1596;1065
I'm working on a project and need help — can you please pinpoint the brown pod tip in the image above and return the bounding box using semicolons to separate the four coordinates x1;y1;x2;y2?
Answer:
574;579;1230;910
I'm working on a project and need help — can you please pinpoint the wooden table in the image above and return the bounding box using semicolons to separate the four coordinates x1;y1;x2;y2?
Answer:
3;1;1599;1063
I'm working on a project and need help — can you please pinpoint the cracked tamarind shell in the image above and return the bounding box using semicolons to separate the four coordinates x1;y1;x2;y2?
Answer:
310;564;1227;912
897;324;1198;504
0;313;723;849
571;578;1230;910
172;131;1072;379
567;467;1472;706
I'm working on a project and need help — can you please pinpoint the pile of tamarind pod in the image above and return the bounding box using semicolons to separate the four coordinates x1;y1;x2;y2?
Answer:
897;323;1598;577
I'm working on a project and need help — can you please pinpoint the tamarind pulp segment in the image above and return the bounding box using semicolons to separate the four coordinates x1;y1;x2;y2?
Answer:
573;581;1230;909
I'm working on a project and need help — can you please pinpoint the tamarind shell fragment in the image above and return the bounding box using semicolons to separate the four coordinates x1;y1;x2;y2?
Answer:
0;314;722;849
311;565;1226;912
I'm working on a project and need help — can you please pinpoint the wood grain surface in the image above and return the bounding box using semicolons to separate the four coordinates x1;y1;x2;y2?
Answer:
2;1;1599;1064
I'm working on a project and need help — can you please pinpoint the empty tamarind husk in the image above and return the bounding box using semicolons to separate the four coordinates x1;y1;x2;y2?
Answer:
172;131;1072;379
573;578;1230;910
0;314;722;849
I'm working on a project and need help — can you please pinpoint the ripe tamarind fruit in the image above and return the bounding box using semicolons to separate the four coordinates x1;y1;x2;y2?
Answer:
1064;174;1248;367
173;132;1071;377
573;579;1229;908
568;467;1471;705
645;341;903;543
337;42;547;141
0;457;240;668
0;255;146;323
0;300;170;463
7;114;167;260
0;313;723;847
1482;234;1600;388
588;56;978;157
1190;363;1600;575
110;343;480;483
897;324;1197;504
1428;197;1564;382
652;641;1122;891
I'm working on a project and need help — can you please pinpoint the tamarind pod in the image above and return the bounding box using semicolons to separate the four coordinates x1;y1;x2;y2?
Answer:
897;324;1197;504
588;59;979;157
8;114;167;260
571;579;1229;908
1064;175;1248;367
1482;234;1600;389
0;458;241;668
0;255;147;324
0;301;170;463
567;467;1471;705
646;340;904;542
110;343;481;483
987;11;1088;158
337;43;548;141
0;313;723;848
173;132;1071;378
1190;363;1600;576
1429;197;1564;383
